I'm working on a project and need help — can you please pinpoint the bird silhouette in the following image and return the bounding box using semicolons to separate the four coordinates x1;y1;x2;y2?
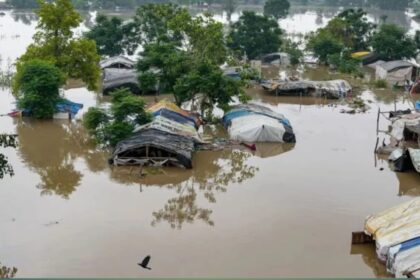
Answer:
138;255;152;270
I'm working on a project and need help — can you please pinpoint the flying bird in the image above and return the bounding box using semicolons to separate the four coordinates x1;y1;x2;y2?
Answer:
138;255;152;270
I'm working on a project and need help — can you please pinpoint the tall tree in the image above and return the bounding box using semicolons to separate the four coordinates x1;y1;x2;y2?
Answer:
264;0;290;19
371;24;418;60
16;0;100;91
228;11;283;59
14;60;64;119
85;14;126;57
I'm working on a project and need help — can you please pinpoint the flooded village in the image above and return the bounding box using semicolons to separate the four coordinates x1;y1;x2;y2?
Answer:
1;0;420;278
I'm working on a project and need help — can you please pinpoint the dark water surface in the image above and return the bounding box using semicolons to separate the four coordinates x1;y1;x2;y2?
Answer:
1;9;420;278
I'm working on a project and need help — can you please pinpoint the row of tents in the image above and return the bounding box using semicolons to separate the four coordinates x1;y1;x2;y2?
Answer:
110;100;297;169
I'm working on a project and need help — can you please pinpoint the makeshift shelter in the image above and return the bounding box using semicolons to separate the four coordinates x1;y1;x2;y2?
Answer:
102;68;140;95
223;103;296;143
261;52;290;65
376;60;419;86
262;79;351;99
111;128;195;169
100;56;135;70
112;100;202;169
12;99;83;120
364;198;420;277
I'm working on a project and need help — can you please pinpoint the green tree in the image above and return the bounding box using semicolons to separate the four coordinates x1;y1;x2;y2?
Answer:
264;0;290;19
85;14;126;57
228;11;283;59
17;0;100;91
173;62;248;118
371;24;418;60
306;29;344;64
14;60;64;119
83;88;151;147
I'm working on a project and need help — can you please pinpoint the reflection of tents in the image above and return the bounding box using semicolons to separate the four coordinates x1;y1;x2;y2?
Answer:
253;143;295;158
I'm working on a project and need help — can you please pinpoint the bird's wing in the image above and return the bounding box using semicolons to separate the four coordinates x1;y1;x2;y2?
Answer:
142;255;151;266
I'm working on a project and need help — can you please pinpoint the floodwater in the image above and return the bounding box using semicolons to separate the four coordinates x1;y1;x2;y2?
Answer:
1;8;420;278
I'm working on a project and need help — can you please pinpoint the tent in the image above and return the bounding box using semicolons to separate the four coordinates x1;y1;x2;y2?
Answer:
111;128;195;169
376;60;419;86
102;68;140;95
261;52;291;65
100;56;135;70
223;103;296;143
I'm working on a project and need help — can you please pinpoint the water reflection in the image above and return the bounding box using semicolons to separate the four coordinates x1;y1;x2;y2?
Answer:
111;149;263;229
11;12;37;25
16;119;107;199
350;245;391;278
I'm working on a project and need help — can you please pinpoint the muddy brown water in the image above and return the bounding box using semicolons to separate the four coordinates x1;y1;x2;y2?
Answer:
1;10;420;278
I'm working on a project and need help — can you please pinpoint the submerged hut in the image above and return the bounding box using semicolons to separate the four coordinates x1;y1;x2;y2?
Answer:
375;60;419;86
223;103;296;143
111;100;202;169
111;128;195;169
102;68;140;95
261;52;290;65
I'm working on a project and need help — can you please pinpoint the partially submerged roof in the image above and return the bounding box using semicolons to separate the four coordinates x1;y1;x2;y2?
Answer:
112;128;195;169
102;68;140;95
377;60;415;72
223;103;295;143
100;56;135;70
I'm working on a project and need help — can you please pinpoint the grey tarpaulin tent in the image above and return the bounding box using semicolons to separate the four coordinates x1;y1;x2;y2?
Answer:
110;128;195;169
100;56;135;70
102;68;140;95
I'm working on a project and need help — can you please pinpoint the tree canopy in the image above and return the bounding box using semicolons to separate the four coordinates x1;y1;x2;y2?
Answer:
228;11;283;59
371;23;418;60
14;60;64;119
16;0;100;91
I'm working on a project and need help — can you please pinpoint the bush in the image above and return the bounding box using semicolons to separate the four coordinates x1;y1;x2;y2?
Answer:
14;59;64;119
374;79;388;89
83;87;151;147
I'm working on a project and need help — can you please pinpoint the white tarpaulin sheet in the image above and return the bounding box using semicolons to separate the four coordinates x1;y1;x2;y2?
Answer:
365;198;420;262
228;115;286;142
388;244;420;277
391;114;420;141
409;148;420;173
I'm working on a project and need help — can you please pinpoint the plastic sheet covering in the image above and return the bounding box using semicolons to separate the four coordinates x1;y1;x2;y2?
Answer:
102;68;139;94
408;148;420;173
365;198;420;261
134;116;202;143
112;128;195;169
224;103;291;127
100;56;135;69
389;148;403;161
148;100;201;127
150;108;197;129
56;99;83;117
387;237;420;276
314;80;351;98
228;115;286;142
391;114;420;141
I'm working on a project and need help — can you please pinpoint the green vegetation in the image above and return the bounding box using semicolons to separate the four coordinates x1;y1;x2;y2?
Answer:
374;79;388;88
16;0;100;91
282;39;303;65
85;14;129;56
14;60;64;119
0;135;17;180
84;88;152;147
228;11;283;59
264;0;290;19
371;24;418;60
